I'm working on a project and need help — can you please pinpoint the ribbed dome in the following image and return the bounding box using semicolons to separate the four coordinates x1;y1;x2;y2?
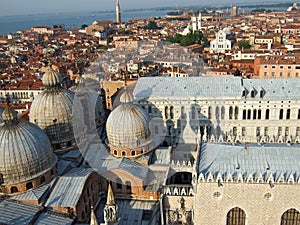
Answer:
42;68;62;88
106;94;152;149
120;88;133;103
0;107;57;184
30;68;85;146
1;107;15;123
30;89;84;145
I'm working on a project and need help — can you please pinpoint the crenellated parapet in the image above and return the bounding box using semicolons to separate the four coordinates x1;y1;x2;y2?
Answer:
163;185;194;196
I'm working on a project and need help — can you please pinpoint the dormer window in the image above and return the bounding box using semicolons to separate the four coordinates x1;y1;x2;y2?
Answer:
260;90;264;98
251;90;255;98
242;90;246;97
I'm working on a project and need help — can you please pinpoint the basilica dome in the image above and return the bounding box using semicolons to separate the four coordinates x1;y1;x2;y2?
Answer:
0;104;57;193
30;68;85;150
106;89;153;157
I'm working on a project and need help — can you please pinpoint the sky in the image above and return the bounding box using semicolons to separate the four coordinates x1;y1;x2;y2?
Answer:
1;0;293;16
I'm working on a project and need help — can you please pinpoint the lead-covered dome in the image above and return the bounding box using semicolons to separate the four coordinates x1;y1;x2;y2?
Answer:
0;104;57;190
106;90;153;157
30;68;85;151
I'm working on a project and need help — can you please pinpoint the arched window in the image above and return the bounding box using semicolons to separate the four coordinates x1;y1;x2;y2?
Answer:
122;151;126;157
40;176;46;184
221;106;225;120
165;106;169;119
243;109;247;120
148;105;152;114
170;106;174;119
265;109;270;120
125;181;131;192
116;178;122;190
247;109;251;120
215;106;220;120
11;186;18;194
242;90;246;97
26;182;33;190
229;106;233;120
281;208;300;225
114;150;118;156
226;207;246;225
131;151;136;156
286;109;290;120
279;109;284;120
234;107;239;120
208;106;212;119
260;90;264;98
253;109;257;119
258;109;262;119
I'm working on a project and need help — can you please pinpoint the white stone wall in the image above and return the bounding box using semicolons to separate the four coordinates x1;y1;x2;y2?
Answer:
138;97;300;144
195;182;300;225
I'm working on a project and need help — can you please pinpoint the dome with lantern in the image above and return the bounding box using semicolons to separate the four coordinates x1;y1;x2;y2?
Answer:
106;89;154;157
0;103;57;194
30;68;85;152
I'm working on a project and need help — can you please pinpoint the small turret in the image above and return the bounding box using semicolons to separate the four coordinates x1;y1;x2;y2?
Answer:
104;181;119;225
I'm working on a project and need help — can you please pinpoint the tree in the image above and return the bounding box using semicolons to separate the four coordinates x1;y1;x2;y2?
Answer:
143;21;159;30
166;32;209;47
238;41;252;49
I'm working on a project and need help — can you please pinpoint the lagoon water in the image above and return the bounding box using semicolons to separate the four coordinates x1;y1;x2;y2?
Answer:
0;9;170;35
0;4;288;35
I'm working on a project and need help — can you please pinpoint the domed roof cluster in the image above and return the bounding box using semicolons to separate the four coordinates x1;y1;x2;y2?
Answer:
0;104;57;184
106;89;152;150
30;68;85;146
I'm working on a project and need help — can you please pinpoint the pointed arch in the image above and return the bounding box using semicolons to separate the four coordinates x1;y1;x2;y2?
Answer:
281;208;300;225
226;207;246;225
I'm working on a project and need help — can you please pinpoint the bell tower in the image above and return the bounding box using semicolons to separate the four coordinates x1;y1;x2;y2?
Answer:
116;0;121;24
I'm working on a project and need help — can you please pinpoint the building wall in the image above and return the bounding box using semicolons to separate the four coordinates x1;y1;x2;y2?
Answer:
1;164;56;195
102;81;123;110
258;63;300;78
76;173;100;222
100;169;160;200
210;30;231;53
139;96;300;144
195;182;300;225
